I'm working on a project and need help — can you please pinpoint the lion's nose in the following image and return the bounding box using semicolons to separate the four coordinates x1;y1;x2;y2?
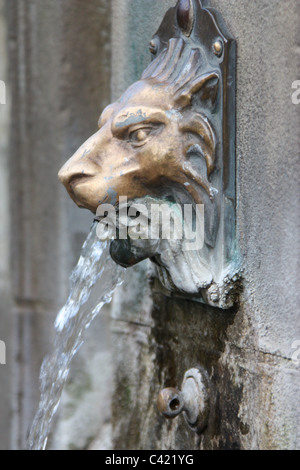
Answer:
58;130;102;190
58;162;79;192
58;163;70;187
58;162;94;193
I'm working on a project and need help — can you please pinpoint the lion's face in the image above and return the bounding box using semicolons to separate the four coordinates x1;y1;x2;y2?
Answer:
59;80;178;211
58;75;217;213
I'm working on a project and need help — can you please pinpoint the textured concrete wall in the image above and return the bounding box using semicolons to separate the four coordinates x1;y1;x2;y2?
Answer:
110;0;300;449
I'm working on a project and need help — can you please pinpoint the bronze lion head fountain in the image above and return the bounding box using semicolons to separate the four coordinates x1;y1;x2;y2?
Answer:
59;0;238;308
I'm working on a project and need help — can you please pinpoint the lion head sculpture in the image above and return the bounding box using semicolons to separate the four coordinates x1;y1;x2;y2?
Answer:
59;0;238;308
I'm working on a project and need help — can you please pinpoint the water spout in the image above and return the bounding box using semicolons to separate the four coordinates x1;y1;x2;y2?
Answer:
28;222;125;450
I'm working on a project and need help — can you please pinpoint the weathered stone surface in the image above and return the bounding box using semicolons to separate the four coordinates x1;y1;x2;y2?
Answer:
0;0;12;451
111;0;175;100
52;308;113;451
110;0;300;450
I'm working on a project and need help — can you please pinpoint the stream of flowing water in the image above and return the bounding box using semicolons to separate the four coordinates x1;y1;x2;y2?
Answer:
28;221;125;450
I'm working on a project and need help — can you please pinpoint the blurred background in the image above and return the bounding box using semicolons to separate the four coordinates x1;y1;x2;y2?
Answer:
0;0;112;450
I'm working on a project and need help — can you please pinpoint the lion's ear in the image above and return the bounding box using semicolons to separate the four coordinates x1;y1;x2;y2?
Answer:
174;72;219;109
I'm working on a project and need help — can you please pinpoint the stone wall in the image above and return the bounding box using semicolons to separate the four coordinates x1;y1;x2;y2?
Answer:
4;0;112;449
110;0;300;450
0;0;12;451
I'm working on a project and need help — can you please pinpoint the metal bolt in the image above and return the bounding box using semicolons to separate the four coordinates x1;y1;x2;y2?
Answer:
213;40;223;57
149;38;159;55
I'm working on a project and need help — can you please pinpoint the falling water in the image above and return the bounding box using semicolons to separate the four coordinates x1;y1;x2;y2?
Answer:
28;221;125;450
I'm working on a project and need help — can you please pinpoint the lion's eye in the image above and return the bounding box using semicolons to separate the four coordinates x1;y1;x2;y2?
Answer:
129;128;152;145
